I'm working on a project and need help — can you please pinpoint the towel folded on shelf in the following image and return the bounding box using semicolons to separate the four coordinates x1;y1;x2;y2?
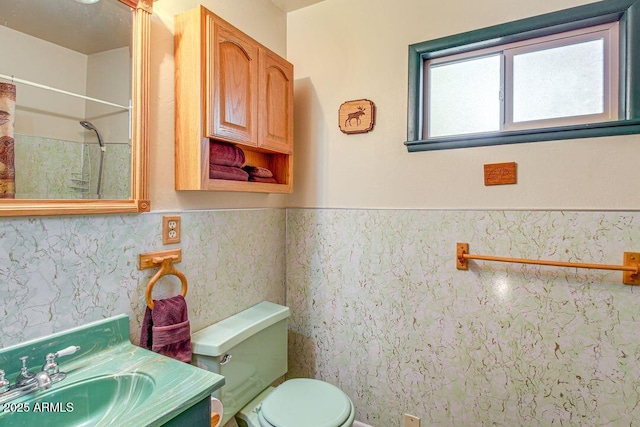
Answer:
249;176;278;184
210;141;245;168
243;165;277;183
140;295;192;363
210;164;249;181
242;165;273;178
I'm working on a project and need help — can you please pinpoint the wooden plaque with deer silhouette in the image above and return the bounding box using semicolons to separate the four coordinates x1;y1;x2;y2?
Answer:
339;99;375;134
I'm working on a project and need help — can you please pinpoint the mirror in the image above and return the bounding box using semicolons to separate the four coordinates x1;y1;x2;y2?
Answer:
0;0;150;215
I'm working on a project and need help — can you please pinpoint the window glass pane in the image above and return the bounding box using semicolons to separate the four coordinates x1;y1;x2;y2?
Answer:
513;39;604;123
428;55;501;137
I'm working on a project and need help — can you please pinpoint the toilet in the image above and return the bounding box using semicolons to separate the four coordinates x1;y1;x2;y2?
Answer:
191;301;355;427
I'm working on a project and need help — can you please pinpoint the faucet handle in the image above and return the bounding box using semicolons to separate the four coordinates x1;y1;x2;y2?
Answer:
54;346;80;358
42;345;80;380
15;356;35;387
0;369;10;393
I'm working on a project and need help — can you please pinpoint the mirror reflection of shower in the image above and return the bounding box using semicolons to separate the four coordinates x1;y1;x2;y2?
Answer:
79;120;106;199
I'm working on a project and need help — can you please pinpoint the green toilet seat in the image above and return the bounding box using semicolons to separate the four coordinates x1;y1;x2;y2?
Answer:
258;378;354;427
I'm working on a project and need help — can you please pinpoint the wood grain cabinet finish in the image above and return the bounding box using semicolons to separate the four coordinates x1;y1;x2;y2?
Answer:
207;17;259;146
175;5;293;193
259;49;294;154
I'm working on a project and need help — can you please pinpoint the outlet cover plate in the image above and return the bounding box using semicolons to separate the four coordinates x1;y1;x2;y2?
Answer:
162;215;181;245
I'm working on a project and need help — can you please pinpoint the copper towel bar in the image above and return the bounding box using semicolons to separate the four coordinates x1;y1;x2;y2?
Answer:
456;243;640;285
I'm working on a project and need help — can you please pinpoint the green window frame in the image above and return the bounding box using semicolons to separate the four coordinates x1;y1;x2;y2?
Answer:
405;0;640;152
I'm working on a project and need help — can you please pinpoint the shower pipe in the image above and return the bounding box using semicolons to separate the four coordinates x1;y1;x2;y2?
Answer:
0;73;129;110
79;121;106;199
456;242;640;285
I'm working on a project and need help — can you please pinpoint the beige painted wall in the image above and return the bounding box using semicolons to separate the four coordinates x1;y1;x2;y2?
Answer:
286;0;640;210
0;25;86;142
150;0;289;211
86;47;130;145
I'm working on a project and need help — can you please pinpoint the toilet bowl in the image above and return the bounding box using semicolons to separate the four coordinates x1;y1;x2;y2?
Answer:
191;302;355;427
256;379;355;427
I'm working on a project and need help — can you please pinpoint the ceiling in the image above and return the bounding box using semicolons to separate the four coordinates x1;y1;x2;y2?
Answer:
270;0;325;12
0;0;324;56
0;0;132;55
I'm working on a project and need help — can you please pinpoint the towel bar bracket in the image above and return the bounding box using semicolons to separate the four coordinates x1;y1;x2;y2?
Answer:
623;252;640;285
139;249;182;270
456;242;640;285
456;243;470;271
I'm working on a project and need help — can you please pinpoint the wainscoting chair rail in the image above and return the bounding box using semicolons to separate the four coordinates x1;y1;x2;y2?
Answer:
456;242;640;285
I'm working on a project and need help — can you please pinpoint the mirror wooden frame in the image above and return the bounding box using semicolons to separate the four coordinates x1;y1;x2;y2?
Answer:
0;0;151;217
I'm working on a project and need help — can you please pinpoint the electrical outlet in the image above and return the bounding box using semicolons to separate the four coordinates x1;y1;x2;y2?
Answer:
162;215;181;244
404;414;420;427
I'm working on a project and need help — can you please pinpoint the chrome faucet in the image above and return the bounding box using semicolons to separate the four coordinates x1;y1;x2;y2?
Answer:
0;370;9;393
15;356;35;387
41;345;80;382
0;345;80;404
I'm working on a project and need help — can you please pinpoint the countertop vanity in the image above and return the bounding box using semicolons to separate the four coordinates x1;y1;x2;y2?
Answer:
0;315;224;426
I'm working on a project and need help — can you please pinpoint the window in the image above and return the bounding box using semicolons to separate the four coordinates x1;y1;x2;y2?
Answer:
427;24;617;138
406;0;640;152
428;54;502;137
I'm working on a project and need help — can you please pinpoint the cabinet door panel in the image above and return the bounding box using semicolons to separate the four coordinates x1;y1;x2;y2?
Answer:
259;49;293;153
207;18;258;146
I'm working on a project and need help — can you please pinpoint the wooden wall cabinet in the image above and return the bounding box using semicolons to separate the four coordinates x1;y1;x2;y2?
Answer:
175;6;293;193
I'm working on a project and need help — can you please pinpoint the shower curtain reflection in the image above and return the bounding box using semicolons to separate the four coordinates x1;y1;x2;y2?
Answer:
0;83;16;198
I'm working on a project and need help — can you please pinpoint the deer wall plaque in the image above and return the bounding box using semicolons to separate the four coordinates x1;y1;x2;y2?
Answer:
339;99;375;134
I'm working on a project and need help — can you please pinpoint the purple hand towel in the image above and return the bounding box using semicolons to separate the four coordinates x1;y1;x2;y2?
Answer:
210;164;249;181
249;176;278;183
140;295;192;363
242;165;273;178
210;141;245;167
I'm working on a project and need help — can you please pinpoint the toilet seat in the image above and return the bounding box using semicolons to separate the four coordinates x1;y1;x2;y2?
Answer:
258;379;354;427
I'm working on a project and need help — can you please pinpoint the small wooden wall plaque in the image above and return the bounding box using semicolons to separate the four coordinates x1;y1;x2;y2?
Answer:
484;162;517;186
339;99;375;134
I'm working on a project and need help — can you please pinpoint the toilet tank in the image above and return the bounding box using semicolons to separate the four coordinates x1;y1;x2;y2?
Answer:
191;301;290;425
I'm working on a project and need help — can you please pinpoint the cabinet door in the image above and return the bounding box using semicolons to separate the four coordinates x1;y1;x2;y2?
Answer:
206;16;259;146
258;49;293;154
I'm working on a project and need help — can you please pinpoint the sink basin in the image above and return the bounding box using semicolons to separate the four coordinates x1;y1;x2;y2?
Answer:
1;373;154;427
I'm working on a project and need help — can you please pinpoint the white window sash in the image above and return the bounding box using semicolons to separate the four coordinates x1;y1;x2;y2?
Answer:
503;22;619;131
424;22;619;138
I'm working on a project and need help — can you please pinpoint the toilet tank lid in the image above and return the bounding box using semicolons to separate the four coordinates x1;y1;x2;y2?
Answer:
191;301;290;357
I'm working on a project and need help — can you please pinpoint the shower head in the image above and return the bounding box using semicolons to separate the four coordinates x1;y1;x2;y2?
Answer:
79;120;97;132
79;120;105;148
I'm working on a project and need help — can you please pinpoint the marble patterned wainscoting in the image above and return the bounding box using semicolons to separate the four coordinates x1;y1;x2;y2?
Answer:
14;134;130;199
286;209;640;427
0;208;286;348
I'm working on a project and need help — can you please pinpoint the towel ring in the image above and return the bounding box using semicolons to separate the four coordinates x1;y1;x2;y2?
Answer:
145;255;188;310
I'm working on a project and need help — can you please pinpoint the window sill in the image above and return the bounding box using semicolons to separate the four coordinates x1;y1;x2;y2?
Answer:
404;119;640;152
